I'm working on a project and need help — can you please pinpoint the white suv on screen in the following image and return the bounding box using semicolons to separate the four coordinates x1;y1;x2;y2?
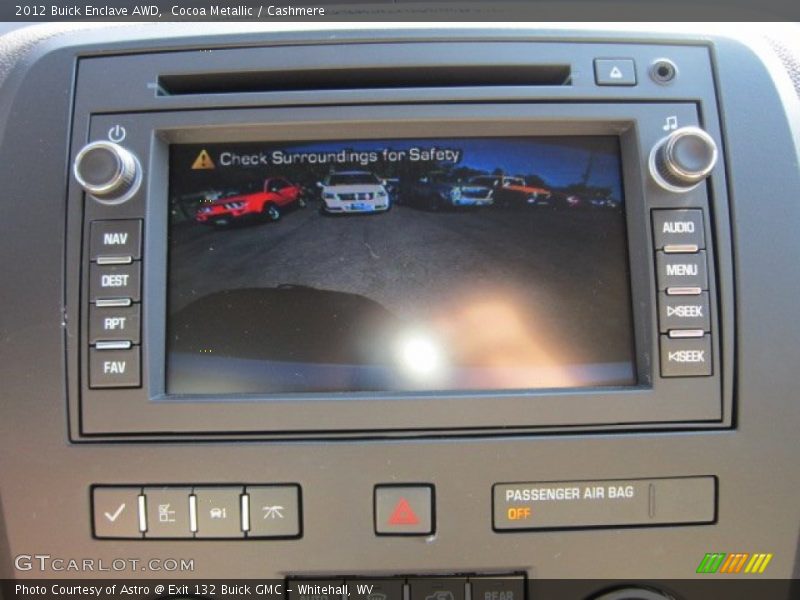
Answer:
318;171;391;214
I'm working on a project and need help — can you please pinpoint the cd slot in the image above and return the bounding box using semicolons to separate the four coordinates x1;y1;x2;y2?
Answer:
156;64;572;96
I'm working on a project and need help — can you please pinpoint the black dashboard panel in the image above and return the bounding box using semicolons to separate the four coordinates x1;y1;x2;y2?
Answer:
0;23;798;599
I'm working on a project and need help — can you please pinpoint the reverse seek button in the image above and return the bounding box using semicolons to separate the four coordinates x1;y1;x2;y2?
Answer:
660;334;712;377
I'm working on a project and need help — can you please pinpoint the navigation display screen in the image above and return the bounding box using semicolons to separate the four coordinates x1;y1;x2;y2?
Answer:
166;136;635;395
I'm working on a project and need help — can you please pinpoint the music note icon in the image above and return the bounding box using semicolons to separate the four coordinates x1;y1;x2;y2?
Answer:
663;116;678;131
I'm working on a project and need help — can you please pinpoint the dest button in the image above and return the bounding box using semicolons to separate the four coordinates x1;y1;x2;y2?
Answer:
89;262;141;302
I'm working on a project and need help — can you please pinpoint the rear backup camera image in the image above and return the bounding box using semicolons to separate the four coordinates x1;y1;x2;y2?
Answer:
166;136;635;394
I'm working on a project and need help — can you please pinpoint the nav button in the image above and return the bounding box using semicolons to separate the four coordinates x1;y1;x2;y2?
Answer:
90;220;142;260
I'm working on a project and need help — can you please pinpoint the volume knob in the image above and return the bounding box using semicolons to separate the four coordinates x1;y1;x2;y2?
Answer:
74;141;141;204
650;126;718;192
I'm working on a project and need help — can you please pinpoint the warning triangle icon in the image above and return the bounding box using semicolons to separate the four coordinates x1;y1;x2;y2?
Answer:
609;66;623;79
388;497;420;525
191;149;215;170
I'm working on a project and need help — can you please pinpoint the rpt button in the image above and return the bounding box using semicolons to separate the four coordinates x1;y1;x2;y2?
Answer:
89;304;140;343
89;262;141;301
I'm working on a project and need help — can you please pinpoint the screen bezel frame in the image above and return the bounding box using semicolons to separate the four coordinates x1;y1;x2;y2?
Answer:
76;103;725;436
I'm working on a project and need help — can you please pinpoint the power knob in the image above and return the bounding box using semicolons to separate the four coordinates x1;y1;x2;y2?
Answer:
73;141;141;204
649;126;718;192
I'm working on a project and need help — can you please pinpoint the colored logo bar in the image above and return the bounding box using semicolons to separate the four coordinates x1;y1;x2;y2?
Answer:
697;553;773;574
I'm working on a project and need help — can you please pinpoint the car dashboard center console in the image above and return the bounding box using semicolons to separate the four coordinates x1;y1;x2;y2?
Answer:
0;23;799;598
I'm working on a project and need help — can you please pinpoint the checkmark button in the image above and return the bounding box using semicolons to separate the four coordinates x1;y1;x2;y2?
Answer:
93;487;142;538
104;502;126;522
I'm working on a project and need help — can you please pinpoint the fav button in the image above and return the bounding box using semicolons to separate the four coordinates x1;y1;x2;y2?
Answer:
594;59;636;86
89;347;140;388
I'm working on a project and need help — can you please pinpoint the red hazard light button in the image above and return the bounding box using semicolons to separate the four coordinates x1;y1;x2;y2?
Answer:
374;485;434;536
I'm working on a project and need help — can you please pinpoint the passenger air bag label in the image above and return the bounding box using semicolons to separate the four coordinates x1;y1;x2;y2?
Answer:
493;477;715;530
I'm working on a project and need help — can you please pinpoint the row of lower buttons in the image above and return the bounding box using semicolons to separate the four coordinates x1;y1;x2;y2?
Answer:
94;484;435;539
652;209;712;377
95;477;715;540
88;219;143;388
286;576;525;600
93;485;301;539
